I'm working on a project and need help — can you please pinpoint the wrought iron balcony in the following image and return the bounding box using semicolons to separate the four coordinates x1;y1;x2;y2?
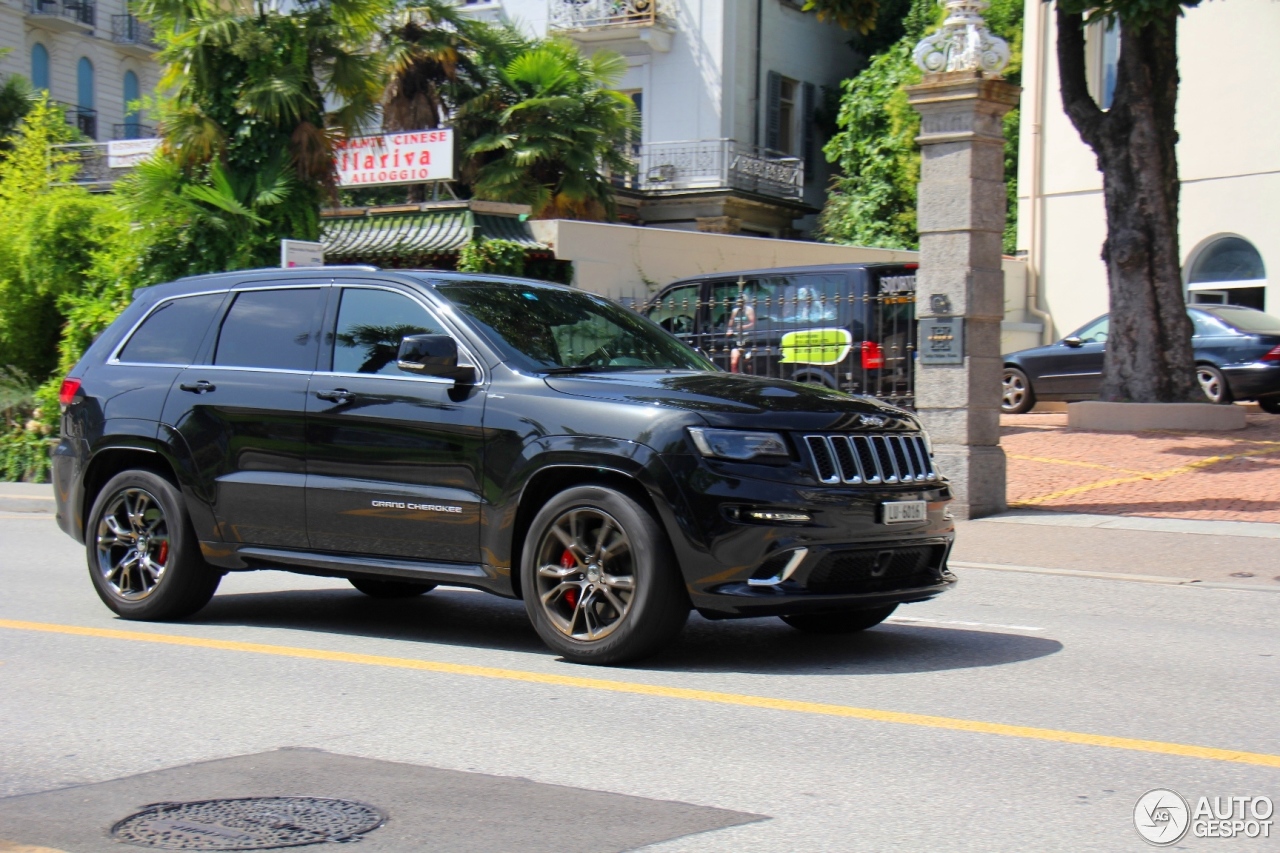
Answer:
112;14;156;49
112;122;155;140
614;139;804;201
27;0;95;26
548;0;673;49
549;0;659;28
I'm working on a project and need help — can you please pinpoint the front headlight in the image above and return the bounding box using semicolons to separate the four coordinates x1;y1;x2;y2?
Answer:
688;428;790;461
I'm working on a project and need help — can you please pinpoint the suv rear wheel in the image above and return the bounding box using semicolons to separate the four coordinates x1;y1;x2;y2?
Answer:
86;470;221;620
780;604;898;634
521;486;688;665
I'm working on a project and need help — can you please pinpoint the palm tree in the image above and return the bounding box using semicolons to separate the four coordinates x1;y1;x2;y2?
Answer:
134;0;388;265
460;40;636;221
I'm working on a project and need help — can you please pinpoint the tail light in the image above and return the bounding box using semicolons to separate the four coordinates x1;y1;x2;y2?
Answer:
58;378;81;408
861;341;885;370
1263;345;1280;362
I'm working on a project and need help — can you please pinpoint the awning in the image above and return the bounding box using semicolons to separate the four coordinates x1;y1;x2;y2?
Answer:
322;209;547;262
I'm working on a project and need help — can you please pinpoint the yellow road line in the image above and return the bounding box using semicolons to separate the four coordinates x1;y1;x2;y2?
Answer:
0;842;71;853
1015;444;1280;506
1007;454;1151;475
3;619;1279;769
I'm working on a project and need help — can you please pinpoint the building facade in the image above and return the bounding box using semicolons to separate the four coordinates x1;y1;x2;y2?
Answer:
0;0;159;140
1016;0;1280;341
459;0;858;237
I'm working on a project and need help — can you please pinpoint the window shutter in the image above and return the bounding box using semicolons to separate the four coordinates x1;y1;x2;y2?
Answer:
765;71;782;153
802;81;816;183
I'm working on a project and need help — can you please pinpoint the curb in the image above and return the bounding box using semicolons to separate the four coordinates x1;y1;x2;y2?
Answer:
949;560;1280;593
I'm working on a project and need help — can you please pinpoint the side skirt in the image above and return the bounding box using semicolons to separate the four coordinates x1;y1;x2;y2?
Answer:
200;542;516;598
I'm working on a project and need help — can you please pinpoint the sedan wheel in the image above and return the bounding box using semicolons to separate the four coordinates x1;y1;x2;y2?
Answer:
1001;367;1036;414
522;486;688;665
1259;396;1280;415
1196;364;1232;404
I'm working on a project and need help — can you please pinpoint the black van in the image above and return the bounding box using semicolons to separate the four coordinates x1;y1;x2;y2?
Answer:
645;263;919;407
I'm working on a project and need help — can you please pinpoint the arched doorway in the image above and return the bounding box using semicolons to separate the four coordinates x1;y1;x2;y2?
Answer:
1186;236;1266;311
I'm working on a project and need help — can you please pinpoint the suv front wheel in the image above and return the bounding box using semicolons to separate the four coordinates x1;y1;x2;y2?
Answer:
521;486;688;665
86;469;222;621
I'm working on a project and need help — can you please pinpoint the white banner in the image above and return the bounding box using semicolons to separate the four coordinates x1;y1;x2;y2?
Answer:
334;129;455;187
107;138;160;169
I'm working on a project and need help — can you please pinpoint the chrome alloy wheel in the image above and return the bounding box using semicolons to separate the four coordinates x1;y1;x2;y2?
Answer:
95;487;170;601
1196;366;1226;403
1002;370;1028;412
533;507;635;641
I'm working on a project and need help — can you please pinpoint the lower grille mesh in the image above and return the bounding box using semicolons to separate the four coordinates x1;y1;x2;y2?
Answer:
805;545;946;594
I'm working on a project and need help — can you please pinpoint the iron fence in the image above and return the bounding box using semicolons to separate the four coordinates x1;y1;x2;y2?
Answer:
620;273;918;409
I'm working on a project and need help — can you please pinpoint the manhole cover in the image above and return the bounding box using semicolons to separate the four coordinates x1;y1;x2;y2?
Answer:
111;797;385;850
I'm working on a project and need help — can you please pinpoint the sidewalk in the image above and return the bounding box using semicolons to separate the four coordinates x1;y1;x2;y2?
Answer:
947;410;1280;590
1001;410;1280;522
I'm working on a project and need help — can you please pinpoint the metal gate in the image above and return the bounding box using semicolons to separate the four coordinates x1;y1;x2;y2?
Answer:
635;269;918;410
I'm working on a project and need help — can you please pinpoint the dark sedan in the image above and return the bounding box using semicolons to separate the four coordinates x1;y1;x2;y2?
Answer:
1002;305;1280;414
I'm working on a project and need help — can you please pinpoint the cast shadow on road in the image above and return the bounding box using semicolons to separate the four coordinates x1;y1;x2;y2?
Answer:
192;586;1063;676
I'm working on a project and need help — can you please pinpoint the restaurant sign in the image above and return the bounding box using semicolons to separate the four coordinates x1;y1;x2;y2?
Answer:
334;129;455;187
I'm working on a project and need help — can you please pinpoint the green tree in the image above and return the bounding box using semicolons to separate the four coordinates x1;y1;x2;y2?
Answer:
459;40;636;220
0;66;33;159
0;99;156;479
134;0;389;274
816;0;1021;251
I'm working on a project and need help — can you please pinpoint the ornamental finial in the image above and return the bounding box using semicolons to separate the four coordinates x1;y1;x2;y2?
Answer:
912;0;1010;75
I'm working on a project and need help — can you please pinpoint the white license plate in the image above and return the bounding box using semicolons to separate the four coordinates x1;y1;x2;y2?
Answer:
882;500;927;524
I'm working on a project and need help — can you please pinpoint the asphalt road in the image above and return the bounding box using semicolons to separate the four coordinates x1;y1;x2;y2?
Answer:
1;512;1277;852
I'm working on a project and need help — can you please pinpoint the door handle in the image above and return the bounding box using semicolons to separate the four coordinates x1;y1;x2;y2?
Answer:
179;380;215;394
315;388;354;405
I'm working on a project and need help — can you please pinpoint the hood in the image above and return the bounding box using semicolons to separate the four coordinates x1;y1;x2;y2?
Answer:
544;371;920;433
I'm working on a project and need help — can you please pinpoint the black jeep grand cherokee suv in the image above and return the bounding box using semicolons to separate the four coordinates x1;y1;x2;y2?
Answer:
54;268;955;664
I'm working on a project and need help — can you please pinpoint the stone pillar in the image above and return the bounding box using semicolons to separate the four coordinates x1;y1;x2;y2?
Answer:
907;71;1019;520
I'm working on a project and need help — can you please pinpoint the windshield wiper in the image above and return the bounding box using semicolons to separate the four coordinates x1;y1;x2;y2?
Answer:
542;365;602;375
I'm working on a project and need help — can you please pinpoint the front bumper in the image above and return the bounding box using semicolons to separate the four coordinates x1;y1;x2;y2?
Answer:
659;453;956;617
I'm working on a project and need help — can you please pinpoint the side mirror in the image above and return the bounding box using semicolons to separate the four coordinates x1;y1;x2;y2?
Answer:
397;334;476;384
1062;336;1084;348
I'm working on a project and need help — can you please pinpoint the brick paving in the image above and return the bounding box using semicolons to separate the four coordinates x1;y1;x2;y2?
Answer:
1001;409;1280;523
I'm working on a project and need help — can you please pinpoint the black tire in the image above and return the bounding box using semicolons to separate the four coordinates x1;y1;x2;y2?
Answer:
521;485;688;665
1196;364;1233;404
349;578;436;598
1001;367;1036;414
780;604;899;634
86;469;221;621
1258;396;1280;415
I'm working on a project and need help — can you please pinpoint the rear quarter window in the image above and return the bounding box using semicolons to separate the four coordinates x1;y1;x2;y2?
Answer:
117;293;226;365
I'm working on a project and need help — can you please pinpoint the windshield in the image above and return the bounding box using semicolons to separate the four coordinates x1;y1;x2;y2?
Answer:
433;280;715;373
1203;307;1280;334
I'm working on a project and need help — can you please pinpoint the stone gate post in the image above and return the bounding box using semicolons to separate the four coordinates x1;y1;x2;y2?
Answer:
906;4;1020;519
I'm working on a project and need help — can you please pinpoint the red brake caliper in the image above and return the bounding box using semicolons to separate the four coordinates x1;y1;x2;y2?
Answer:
156;541;169;566
560;549;578;608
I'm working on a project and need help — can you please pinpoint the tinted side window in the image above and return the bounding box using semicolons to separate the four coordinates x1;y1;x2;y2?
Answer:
647;284;700;335
331;288;446;376
214;288;323;371
118;294;225;365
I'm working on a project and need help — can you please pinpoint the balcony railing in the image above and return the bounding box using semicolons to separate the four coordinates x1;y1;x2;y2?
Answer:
613;139;804;201
112;14;156;48
548;0;660;30
113;122;154;140
52;102;98;138
27;0;95;25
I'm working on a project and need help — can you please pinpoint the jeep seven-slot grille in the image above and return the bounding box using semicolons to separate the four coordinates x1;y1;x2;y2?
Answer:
804;433;936;485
